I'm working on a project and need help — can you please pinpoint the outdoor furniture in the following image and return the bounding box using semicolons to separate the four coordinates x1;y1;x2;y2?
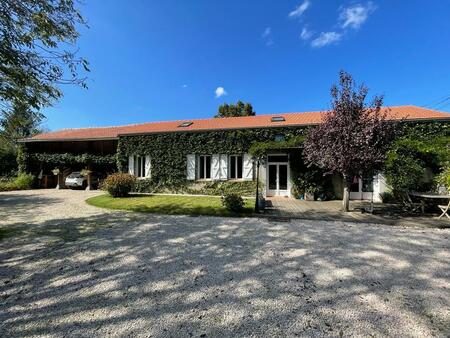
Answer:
409;192;450;216
438;201;450;219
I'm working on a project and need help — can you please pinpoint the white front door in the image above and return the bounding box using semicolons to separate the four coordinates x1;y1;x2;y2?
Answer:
267;163;289;197
350;176;374;200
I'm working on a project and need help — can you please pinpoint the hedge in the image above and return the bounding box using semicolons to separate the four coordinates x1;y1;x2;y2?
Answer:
134;178;260;196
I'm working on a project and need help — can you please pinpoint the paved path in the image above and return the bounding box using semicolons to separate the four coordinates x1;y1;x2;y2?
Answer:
0;190;449;337
265;197;450;228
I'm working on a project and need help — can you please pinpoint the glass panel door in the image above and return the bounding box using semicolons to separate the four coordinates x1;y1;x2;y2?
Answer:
279;164;288;190
268;165;277;190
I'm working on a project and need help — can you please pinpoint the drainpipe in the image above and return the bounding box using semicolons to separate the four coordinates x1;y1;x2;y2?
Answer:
255;160;260;213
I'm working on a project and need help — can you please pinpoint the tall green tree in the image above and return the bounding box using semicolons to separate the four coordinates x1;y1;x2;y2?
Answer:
0;0;89;115
303;71;395;211
0;102;43;151
215;101;255;118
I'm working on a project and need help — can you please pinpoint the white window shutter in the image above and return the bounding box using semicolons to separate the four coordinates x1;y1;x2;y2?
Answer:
128;156;134;175
211;154;220;180
243;154;253;180
219;155;228;180
187;154;196;180
145;156;151;178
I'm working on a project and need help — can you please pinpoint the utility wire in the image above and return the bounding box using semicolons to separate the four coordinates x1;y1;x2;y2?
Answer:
422;94;450;109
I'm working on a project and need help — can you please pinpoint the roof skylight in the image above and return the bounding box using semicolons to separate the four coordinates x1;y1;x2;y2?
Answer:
271;116;285;122
178;122;193;128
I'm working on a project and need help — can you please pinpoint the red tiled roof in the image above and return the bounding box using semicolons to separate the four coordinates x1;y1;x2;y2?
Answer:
24;105;450;142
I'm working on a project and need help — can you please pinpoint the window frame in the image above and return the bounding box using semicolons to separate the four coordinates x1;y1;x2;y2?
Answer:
133;155;147;178
229;154;243;180
197;155;212;180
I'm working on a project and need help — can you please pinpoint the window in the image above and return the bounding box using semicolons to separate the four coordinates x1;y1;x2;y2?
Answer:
198;155;211;179
271;116;285;122
268;155;288;162
274;134;285;142
133;156;146;178
229;155;243;179
178;121;193;128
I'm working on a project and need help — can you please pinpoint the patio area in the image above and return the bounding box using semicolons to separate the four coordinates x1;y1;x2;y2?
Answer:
264;197;450;228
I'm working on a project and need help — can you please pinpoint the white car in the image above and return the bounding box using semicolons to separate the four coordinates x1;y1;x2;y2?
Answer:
65;172;100;189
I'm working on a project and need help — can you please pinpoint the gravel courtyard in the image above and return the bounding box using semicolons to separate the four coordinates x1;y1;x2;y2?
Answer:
0;190;449;337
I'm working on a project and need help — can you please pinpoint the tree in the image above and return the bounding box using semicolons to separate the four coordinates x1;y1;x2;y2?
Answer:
303;71;395;211
215;100;255;118
0;102;43;151
0;0;89;115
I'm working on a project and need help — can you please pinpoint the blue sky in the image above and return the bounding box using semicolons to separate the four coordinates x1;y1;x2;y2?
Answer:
44;0;450;130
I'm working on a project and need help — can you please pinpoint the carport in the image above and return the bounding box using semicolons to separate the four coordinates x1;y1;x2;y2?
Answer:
19;138;118;189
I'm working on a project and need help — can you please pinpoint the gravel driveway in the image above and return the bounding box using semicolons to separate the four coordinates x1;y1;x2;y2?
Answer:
0;190;449;337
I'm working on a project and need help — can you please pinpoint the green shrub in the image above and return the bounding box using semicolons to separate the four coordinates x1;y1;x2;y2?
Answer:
102;173;136;197
0;181;13;192
385;137;446;196
221;193;244;213
197;181;258;196
13;173;35;190
380;191;397;204
0;174;35;192
133;178;258;196
435;165;450;191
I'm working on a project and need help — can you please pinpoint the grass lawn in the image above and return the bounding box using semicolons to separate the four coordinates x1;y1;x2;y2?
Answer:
86;194;255;217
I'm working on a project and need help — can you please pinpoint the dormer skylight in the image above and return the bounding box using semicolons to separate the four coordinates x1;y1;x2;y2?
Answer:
178;121;193;128
271;116;285;122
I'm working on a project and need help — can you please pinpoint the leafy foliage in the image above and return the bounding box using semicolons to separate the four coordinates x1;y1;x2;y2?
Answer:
0;150;17;176
248;135;305;159
221;193;245;213
102;173;136;197
29;152;117;166
303;71;396;210
0;0;89;114
0;173;35;191
215;101;255;118
435;164;450;191
117;127;307;188
134;178;258;196
385;136;450;195
0;102;43;150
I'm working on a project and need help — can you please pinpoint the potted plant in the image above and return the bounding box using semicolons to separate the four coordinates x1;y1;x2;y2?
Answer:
52;168;61;189
81;168;93;190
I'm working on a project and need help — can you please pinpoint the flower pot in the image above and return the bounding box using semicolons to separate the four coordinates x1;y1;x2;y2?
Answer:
305;192;315;201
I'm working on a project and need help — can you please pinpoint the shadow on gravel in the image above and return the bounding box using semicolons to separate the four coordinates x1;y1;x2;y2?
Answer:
0;212;449;337
0;193;60;219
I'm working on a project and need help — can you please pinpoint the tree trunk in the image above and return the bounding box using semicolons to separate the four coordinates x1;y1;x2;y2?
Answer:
342;175;351;212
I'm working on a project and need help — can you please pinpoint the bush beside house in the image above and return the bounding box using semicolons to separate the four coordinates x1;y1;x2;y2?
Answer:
102;173;136;197
0;173;35;192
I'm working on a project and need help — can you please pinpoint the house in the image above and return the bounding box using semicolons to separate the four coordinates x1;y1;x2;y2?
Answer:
21;105;450;201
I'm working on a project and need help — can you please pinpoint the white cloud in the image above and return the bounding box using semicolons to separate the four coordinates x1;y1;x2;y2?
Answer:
311;31;342;48
261;27;274;46
215;87;227;98
339;2;376;29
289;1;310;18
300;27;312;40
262;27;271;38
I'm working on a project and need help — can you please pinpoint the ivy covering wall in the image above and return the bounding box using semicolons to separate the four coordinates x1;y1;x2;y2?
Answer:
116;127;309;188
19;120;450;196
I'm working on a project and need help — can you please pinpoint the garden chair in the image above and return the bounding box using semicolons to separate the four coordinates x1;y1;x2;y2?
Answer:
438;201;450;219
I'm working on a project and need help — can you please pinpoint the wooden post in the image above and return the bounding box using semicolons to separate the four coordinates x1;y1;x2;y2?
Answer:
86;173;92;191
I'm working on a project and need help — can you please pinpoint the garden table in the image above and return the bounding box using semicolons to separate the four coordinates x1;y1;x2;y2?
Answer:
408;192;450;217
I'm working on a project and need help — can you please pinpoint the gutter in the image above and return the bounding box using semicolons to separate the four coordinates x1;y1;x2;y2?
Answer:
18;116;450;143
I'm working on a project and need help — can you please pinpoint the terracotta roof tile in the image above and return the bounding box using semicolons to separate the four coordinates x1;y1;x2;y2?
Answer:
25;105;450;142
